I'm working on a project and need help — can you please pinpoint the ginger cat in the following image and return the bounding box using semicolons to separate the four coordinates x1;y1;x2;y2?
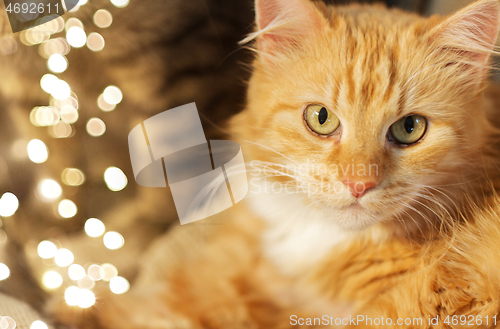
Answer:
52;0;500;328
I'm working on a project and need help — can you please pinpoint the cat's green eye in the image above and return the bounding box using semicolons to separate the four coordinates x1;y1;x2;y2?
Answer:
389;115;427;145
304;105;340;135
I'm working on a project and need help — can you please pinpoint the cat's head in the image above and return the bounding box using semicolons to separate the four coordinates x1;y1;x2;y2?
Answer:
232;0;500;231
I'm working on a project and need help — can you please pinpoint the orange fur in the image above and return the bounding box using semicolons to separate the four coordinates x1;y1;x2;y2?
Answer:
51;1;500;328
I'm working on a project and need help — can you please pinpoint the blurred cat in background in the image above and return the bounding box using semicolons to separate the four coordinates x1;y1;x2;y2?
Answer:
48;0;500;328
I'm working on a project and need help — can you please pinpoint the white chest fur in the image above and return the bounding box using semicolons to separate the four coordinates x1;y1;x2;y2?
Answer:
246;189;351;276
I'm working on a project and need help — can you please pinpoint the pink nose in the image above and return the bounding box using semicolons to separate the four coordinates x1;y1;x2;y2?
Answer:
342;179;378;198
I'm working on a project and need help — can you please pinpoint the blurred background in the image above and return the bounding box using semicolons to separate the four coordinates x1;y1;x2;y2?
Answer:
0;0;496;327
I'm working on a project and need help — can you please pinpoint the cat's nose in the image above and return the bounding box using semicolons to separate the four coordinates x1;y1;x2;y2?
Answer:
342;179;378;198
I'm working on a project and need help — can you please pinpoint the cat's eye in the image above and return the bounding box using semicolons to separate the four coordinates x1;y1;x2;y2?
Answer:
389;115;427;145
304;105;340;136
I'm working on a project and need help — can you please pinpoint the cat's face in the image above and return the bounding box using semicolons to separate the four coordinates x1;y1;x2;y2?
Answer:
233;0;500;230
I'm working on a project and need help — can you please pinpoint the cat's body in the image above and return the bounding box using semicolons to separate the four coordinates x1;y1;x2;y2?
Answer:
52;0;500;328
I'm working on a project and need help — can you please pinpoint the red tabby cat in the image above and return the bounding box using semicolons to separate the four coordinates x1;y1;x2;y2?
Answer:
53;0;500;328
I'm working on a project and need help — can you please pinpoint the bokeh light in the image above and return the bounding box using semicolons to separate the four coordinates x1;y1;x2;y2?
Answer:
42;271;63;289
47;54;68;73
0;193;19;217
110;0;129;8
66;26;87;48
93;9;112;28
30;106;60;126
78;289;96;308
87;32;105;52
65;17;83;31
101;263;118;281
97;94;116;112
27;139;48;163
60;105;79;124
104;167;127;191
61;168;86;186
78;275;95;289
110;276;130;294
68;264;86;281
0;263;10;280
103;231;124;250
37;240;57;259
39;179;62;199
51;79;71;100
0;317;16;329
55;248;74;267
0;36;18;55
40;74;59;93
58;199;77;218
102;85;123;105
64;286;81;306
88;264;105;281
84;218;105;237
49;122;73;138
86;118;106;137
30;320;48;329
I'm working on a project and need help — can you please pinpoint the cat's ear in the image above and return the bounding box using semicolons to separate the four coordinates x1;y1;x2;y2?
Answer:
247;0;328;57
429;0;500;69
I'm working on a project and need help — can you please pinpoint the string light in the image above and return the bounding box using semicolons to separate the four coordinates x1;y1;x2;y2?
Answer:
84;218;105;237
0;263;10;281
0;193;19;217
104;167;127;191
103;231;124;250
27;139;48;163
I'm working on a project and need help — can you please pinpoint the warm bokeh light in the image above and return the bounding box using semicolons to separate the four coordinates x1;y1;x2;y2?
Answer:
60;105;79;124
65;17;83;31
68;264;86;281
0;316;16;329
84;218;105;237
110;276;130;294
27;139;48;163
51;79;71;100
78;289;96;308
0;193;19;217
78;275;95;289
39;179;62;199
62;168;86;186
0;263;10;281
87;32;105;52
88;264;105;281
102;85;123;105
47;54;68;73
58;199;77;218
86;117;106;137
55;248;74;267
93;9;113;28
101;263;118;281
30;106;60;126
66;26;87;48
97;94;116;112
64;286;81;306
103;231;124;250
42;271;63;289
49;121;73;139
104;167;127;191
0;36;18;55
40;74;59;93
30;320;48;329
110;0;129;8
37;240;57;259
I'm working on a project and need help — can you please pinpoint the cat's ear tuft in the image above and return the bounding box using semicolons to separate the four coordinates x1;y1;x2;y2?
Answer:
430;0;500;68
245;0;328;57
